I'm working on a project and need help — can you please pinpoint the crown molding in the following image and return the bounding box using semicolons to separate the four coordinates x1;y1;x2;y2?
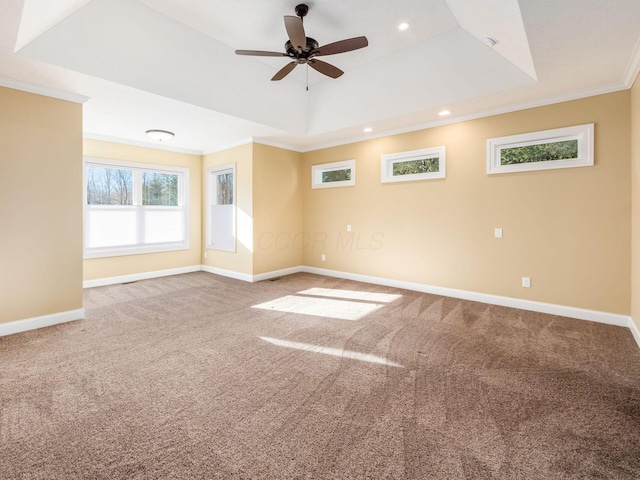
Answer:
0;76;90;104
251;137;304;153
83;132;202;156
299;82;629;153
202;137;253;156
623;37;640;87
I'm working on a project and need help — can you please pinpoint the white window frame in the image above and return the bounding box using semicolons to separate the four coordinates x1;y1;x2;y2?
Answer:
311;159;356;189
83;157;190;259
381;147;446;183
487;123;594;175
206;163;237;252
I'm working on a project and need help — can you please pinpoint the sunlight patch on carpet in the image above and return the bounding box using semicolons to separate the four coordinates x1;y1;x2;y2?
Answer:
297;287;402;303
259;336;404;368
252;295;384;321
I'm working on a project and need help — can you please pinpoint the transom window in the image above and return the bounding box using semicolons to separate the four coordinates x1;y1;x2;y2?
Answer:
312;159;356;189
487;124;594;174
84;157;189;258
381;147;446;183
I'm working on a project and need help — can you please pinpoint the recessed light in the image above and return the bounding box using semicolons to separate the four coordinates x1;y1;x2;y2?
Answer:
484;36;498;47
146;129;175;142
438;110;451;116
398;22;410;31
363;127;373;133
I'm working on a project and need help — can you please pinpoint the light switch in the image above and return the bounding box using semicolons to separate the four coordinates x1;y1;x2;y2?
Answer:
494;228;503;238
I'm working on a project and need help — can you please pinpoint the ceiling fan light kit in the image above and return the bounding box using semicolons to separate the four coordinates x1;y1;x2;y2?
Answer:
235;4;369;82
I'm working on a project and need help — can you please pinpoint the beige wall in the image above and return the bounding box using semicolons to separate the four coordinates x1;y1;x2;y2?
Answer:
83;139;202;281
631;76;640;331
202;143;253;275
302;91;631;314
253;144;303;275
0;87;83;324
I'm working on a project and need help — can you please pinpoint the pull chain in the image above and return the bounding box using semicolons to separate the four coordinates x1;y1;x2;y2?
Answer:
306;64;309;91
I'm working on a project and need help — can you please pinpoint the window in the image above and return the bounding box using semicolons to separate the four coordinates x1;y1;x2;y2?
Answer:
84;158;189;258
487;123;594;174
381;147;446;183
312;160;355;189
206;163;236;252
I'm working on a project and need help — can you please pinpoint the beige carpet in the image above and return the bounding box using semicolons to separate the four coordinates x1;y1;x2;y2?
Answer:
1;271;639;479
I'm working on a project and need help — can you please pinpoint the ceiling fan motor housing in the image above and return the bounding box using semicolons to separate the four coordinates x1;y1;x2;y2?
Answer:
285;38;319;60
295;4;309;18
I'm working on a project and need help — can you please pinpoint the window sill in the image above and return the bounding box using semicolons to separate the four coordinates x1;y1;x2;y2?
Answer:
84;242;190;260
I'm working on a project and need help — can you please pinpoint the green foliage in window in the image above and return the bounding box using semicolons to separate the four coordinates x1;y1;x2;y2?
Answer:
87;166;133;205
392;157;439;176
500;140;578;165
322;168;351;183
143;172;179;206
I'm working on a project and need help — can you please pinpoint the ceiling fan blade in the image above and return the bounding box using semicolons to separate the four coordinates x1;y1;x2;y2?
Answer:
308;59;344;79
311;36;369;56
271;62;298;81
284;15;306;52
235;50;287;57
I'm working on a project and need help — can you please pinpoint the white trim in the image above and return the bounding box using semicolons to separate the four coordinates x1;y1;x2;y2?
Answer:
623;37;640;87
202;138;253;156
301;266;630;328
381;146;446;183
201;265;253;282
311;159;356;189
487;124;594;175
251;137;303;153
298;83;627;154
252;266;304;282
83;266;201;288
82;265;303;287
629;318;640;349
0;76;90;104
0;309;85;337
83;133;201;156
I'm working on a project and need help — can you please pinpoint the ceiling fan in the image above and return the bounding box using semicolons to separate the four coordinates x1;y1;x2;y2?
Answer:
235;3;368;82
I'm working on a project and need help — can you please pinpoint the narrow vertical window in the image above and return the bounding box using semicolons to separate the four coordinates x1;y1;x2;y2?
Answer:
207;164;236;252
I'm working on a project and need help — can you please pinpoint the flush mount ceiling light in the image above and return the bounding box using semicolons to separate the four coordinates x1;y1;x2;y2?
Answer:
398;22;410;31
438;110;451;116
146;129;175;142
363;127;373;133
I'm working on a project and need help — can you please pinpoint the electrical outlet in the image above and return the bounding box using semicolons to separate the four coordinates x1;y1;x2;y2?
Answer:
522;277;531;288
204;251;208;259
494;228;503;238
347;224;352;232
321;254;326;261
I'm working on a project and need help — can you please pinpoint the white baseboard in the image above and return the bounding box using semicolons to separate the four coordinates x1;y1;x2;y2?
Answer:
201;265;253;283
629;318;640;349
302;266;631;328
83;266;202;288
79;263;638;348
0;309;85;337
202;265;304;282
252;266;304;282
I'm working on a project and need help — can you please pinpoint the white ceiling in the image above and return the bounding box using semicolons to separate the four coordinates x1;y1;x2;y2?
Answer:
2;0;640;153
